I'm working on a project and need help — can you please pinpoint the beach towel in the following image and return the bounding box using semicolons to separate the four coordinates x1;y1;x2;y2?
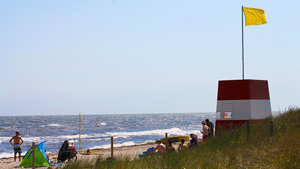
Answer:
138;147;154;157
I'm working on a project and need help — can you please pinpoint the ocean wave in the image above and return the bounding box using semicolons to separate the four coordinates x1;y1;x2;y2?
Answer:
1;128;201;147
0;137;13;143
96;122;107;126
0;152;14;159
19;128;200;143
102;136;129;141
47;124;63;127
105;127;199;137
87;138;103;141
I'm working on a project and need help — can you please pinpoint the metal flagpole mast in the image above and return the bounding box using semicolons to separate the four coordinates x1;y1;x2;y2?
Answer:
79;113;81;151
242;6;245;80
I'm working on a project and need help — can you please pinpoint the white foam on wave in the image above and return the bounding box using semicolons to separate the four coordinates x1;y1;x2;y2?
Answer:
22;128;190;142
103;136;129;140
22;128;201;143
88;138;102;141
25;134;96;142
106;127;199;137
0;152;14;159
17;134;81;144
7;127;201;146
14;134;102;145
47;124;63;127
97;122;106;126
58;134;89;139
0;137;13;143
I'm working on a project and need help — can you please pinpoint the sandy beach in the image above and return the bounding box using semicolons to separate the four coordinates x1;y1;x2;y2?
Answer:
0;143;157;169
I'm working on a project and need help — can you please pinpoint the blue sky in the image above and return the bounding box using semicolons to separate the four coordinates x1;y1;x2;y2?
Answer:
1;0;299;116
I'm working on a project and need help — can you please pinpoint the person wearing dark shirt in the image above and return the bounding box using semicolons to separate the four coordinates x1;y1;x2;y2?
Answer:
206;119;214;138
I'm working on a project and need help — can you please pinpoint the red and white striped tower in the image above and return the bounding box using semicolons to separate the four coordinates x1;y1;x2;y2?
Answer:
215;79;272;132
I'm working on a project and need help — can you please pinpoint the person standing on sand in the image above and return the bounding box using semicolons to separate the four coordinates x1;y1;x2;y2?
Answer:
206;119;214;138
9;131;24;162
201;120;210;141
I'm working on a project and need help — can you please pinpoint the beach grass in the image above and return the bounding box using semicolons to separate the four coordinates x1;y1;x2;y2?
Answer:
60;107;300;169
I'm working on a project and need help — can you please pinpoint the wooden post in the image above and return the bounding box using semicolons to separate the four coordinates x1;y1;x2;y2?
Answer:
32;142;35;169
230;122;233;138
165;133;168;153
246;121;250;143
79;113;81;151
270;121;274;137
111;137;113;158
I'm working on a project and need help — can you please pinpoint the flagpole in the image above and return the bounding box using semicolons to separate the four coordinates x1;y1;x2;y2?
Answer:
242;5;245;80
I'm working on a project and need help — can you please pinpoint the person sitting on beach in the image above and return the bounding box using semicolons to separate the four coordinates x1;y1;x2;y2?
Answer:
167;141;175;152
150;139;166;154
9;131;24;162
178;139;188;151
188;133;198;148
201;120;210;141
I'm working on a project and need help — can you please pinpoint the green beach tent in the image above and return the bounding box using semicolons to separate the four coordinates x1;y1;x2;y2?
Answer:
18;141;50;168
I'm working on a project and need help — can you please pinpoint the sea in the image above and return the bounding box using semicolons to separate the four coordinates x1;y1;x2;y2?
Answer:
0;112;280;159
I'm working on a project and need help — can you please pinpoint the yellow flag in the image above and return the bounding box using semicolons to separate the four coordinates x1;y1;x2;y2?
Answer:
243;7;267;26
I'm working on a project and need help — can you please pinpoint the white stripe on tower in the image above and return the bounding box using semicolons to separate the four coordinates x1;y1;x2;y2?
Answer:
216;79;272;120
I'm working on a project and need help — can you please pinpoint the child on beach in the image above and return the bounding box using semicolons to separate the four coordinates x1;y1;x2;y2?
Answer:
9;131;24;162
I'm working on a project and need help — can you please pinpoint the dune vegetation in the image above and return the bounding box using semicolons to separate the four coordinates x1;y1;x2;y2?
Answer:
61;107;300;169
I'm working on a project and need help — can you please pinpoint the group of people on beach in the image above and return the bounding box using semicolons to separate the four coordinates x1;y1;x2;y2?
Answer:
201;119;214;141
150;119;214;154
